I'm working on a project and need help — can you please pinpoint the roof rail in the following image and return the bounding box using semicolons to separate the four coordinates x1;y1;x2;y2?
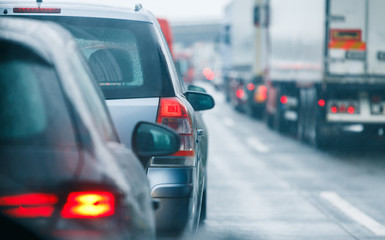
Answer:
135;3;142;11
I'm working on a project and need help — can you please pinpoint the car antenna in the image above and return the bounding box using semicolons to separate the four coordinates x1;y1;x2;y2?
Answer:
135;3;142;11
36;0;42;8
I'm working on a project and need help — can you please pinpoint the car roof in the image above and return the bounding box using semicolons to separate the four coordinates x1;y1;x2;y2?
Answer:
0;16;75;64
0;0;185;95
0;17;119;140
0;0;152;22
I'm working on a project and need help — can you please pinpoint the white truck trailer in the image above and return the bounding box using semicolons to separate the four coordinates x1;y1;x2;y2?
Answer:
222;0;269;117
264;0;385;146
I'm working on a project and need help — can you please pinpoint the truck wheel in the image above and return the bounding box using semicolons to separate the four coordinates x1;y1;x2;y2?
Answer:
297;90;306;141
274;104;288;133
265;112;275;129
309;113;328;149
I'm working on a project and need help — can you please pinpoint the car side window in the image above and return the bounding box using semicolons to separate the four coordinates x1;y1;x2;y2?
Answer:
69;52;117;142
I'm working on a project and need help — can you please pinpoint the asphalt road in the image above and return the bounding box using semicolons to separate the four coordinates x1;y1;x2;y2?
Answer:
194;82;385;240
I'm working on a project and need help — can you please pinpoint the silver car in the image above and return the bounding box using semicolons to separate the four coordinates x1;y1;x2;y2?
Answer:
0;16;180;240
0;0;215;237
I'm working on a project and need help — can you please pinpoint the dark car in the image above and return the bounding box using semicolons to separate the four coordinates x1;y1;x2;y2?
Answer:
0;17;180;240
0;1;215;237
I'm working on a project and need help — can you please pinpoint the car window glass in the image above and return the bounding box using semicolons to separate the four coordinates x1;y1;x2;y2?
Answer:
29;17;174;99
69;52;116;142
0;42;76;148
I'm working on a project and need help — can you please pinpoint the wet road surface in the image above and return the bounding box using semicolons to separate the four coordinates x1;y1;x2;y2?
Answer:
195;82;385;240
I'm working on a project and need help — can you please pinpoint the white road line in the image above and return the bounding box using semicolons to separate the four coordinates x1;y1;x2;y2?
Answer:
321;191;385;236
223;118;235;127
246;137;270;153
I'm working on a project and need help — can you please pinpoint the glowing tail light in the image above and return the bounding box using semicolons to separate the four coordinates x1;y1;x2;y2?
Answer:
157;98;195;158
247;83;255;91
236;89;245;99
0;193;58;218
61;192;115;218
318;99;326;107
255;85;267;102
13;8;61;13
280;95;288;104
329;101;358;114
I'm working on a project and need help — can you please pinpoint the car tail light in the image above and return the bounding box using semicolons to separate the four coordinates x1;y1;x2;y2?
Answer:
13;8;61;13
329;100;359;114
348;106;355;114
61;192;115;219
318;99;326;107
280;95;288;104
247;83;255;91
156;98;195;161
0;193;58;218
236;89;245;99
255;85;267;102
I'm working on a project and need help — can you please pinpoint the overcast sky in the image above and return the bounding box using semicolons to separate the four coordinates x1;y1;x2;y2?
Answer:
137;0;231;22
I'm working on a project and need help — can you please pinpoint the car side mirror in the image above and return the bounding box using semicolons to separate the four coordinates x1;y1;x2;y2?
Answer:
184;91;215;111
187;85;207;93
132;122;180;165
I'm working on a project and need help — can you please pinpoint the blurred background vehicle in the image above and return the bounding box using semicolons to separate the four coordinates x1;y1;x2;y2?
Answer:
0;17;180;240
220;0;268;118
0;0;215;237
260;0;385;147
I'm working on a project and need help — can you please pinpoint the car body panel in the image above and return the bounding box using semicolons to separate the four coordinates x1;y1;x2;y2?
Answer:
107;98;159;149
0;1;212;236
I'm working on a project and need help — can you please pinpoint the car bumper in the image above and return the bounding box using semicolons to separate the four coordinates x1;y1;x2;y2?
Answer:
147;167;195;234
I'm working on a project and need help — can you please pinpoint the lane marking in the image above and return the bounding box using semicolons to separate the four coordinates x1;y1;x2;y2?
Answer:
246;137;270;153
223;118;235;127
321;191;385;236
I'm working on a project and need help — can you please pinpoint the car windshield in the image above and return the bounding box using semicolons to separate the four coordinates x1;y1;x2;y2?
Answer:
28;16;173;99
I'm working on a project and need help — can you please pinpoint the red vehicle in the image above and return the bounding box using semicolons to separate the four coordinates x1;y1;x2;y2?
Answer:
157;18;174;57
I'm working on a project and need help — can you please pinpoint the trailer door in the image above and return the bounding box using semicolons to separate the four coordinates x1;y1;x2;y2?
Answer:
367;0;385;78
326;0;366;79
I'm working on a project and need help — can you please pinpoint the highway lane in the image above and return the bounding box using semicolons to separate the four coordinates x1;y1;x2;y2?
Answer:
194;82;385;240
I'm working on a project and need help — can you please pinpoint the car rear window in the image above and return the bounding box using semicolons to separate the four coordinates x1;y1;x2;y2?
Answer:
28;16;174;99
0;41;76;148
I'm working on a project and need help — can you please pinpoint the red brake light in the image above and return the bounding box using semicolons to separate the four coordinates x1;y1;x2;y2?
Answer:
157;98;195;158
348;106;355;114
13;7;61;13
318;99;325;107
61;192;115;219
0;193;58;218
247;83;255;91
158;98;185;118
255;85;267;102
202;68;215;81
236;89;245;99
280;95;288;104
331;106;338;113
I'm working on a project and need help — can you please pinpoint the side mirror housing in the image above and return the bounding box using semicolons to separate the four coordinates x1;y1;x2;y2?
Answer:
187;85;207;93
132;122;180;165
184;91;215;111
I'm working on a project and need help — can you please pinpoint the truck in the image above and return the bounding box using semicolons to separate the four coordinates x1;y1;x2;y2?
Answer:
261;0;385;147
221;0;269;117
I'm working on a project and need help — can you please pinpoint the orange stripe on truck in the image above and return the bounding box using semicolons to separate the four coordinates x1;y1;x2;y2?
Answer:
328;41;366;51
